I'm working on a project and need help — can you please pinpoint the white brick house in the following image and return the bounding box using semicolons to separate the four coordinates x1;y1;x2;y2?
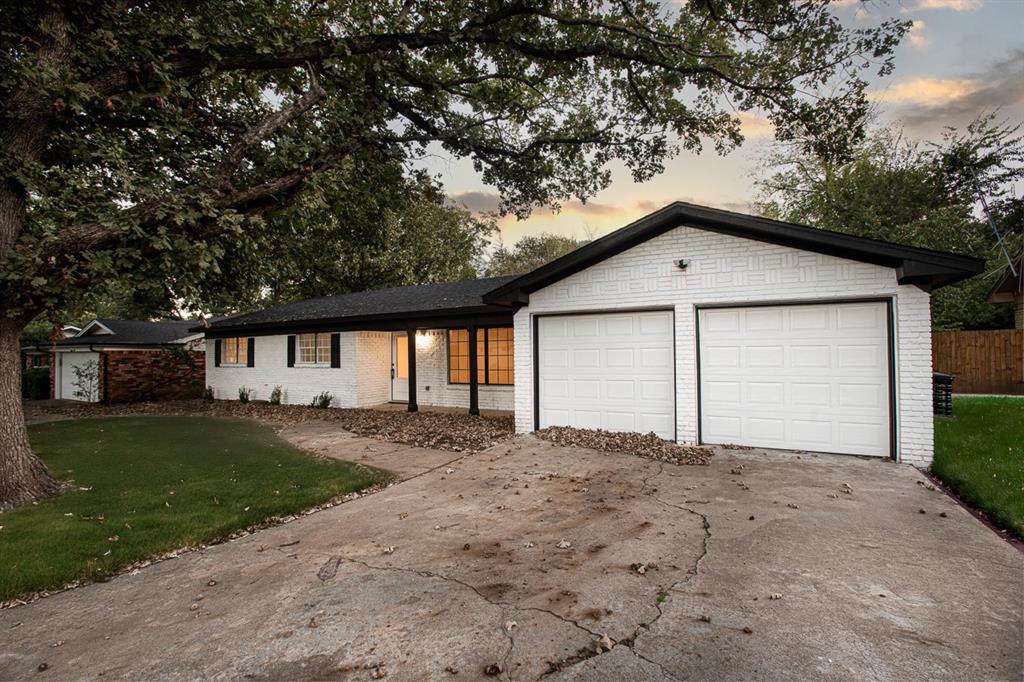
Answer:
199;202;982;467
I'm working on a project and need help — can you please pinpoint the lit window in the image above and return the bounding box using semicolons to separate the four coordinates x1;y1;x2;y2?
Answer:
298;332;332;365
222;337;248;365
447;328;513;385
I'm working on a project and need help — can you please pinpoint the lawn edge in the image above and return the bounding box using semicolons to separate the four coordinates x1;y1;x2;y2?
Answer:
924;469;1024;551
0;470;397;610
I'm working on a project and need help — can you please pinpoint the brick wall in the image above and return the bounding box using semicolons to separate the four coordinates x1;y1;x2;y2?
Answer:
205;330;514;411
103;349;205;403
513;223;935;468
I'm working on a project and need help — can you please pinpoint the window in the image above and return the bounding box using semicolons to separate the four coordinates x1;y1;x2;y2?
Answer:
447;327;513;385
222;337;248;365
298;332;331;365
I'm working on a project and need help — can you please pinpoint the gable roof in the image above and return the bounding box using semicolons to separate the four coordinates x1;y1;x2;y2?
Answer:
199;276;519;336
53;319;201;348
483;202;986;306
987;254;1022;304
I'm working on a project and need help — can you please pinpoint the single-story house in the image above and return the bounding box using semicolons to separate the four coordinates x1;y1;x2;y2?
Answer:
47;319;205;402
988;254;1023;329
198;202;983;467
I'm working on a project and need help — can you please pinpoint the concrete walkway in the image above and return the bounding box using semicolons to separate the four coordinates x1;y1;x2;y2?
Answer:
0;432;1020;680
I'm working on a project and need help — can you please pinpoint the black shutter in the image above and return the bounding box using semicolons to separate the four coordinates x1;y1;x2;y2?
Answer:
246;337;255;367
286;335;296;367
214;339;221;367
330;333;341;368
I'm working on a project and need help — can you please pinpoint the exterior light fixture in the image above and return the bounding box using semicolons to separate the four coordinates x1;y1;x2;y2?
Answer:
675;259;690;270
415;331;431;349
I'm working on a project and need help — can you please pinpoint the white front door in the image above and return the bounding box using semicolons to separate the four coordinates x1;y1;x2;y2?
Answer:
537;311;675;440
58;351;101;402
391;333;409;402
698;301;891;457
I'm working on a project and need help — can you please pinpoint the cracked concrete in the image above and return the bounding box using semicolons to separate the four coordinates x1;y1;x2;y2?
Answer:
0;431;1021;681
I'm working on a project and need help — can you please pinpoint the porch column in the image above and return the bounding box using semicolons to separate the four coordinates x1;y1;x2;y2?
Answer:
406;325;418;412
468;324;480;416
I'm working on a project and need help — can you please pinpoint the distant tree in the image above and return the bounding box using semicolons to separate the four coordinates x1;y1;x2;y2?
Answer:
757;114;1024;330
0;1;908;504
486;232;587;277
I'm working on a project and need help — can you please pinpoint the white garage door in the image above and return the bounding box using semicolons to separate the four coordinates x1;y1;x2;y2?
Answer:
537;311;675;439
58;351;101;402
699;302;891;457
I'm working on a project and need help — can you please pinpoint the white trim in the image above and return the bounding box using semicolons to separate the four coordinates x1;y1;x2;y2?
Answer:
76;319;114;336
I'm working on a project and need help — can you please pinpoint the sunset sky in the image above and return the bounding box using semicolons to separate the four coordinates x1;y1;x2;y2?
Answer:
428;0;1024;247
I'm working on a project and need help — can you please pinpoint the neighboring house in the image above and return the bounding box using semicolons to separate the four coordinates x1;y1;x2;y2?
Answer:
988;254;1023;329
20;325;80;369
199;202;983;468
48;319;205;403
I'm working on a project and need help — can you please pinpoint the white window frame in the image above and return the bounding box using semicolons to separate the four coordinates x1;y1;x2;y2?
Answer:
296;332;332;366
221;337;248;366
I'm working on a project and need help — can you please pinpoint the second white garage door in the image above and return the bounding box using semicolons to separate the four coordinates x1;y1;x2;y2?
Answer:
537;311;675;440
699;301;892;457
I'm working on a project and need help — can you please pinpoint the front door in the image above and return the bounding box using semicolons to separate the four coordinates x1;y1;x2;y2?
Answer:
391;332;409;402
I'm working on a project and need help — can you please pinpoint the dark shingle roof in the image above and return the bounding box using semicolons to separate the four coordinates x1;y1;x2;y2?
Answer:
203;276;519;333
53;319;200;347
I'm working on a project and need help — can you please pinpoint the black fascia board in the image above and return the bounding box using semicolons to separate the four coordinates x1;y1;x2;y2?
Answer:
482;202;986;305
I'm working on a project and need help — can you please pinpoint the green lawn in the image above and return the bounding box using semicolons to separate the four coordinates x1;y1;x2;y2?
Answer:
934;396;1024;538
0;416;386;601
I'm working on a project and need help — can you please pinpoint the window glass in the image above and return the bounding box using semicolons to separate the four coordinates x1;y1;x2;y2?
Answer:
316;332;332;364
298;333;316;364
222;337;248;365
447;327;513;385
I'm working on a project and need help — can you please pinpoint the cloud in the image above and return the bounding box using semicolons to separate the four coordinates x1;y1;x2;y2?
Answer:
868;77;978;107
912;0;981;10
447;191;501;213
736;112;775;138
873;50;1024;131
907;20;928;47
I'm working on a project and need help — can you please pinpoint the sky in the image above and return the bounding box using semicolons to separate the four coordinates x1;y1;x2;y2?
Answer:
424;0;1024;248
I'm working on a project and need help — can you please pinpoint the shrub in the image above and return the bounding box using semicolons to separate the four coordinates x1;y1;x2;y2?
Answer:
21;367;49;400
269;385;282;405
238;386;252;403
202;385;215;402
310;391;333;409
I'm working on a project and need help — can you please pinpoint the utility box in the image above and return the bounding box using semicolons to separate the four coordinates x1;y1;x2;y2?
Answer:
933;372;954;417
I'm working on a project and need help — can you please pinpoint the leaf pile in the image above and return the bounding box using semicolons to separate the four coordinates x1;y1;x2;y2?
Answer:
535;426;712;465
25;400;514;453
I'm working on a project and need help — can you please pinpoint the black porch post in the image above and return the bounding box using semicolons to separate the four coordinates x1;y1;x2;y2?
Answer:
406;325;418;412
468;324;480;416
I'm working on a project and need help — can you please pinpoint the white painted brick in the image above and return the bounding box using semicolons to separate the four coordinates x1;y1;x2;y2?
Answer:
205;329;513;413
513;224;935;467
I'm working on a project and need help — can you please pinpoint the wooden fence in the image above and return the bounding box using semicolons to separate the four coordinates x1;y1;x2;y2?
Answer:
932;329;1024;395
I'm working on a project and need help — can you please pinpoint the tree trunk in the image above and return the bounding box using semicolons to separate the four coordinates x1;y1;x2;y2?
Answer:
0;316;59;507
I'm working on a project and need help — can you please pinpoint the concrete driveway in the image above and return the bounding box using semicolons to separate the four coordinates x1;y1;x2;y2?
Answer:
0;431;1021;681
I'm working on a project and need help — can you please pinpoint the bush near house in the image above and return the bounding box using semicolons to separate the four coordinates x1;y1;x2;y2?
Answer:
0;416;386;602
20;367;49;400
934;397;1024;538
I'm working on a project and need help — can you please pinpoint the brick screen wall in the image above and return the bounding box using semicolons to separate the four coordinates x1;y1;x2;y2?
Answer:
102;349;205;402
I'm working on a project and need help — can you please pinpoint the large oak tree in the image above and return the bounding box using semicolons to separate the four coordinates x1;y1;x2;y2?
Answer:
0;0;907;504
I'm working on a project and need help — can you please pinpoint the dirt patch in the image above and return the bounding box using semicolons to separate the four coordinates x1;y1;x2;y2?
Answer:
535;426;712;465
24;400;514;453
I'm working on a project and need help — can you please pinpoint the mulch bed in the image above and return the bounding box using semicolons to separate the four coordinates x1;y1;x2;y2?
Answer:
23;400;515;454
535;425;713;465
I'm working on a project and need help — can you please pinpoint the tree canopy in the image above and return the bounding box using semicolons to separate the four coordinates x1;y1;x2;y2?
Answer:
757;113;1024;330
485;232;587;277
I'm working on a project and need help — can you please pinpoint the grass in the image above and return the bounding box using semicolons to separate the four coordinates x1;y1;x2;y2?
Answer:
934;396;1024;539
0;416;386;602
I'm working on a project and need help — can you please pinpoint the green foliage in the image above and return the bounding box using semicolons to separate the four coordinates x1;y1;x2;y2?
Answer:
269;385;282;405
486;233;588;277
934;397;1024;538
757;114;1024;330
1;416;385;600
21;368;49;400
202;385;215;402
0;2;908;324
237;386;251;403
310;391;333;409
